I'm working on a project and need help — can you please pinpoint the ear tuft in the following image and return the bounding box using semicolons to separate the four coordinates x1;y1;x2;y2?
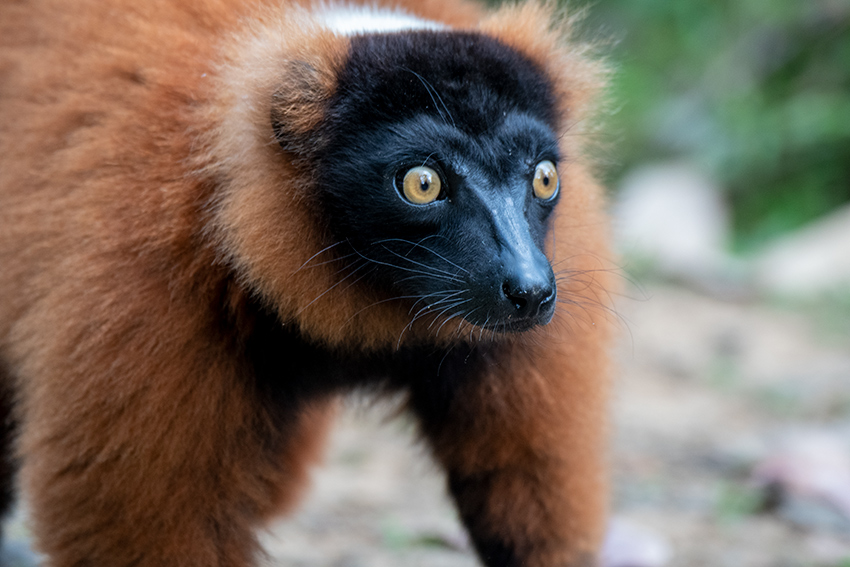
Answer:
271;60;337;160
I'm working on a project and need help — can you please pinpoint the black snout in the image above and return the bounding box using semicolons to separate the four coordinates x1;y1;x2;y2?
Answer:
502;279;555;318
499;254;557;327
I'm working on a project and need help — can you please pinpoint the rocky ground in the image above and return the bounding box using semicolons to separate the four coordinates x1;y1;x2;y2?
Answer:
607;282;850;567
2;278;850;566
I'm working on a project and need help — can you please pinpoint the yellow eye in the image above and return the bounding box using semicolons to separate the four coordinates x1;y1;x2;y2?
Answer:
402;166;442;205
532;160;559;200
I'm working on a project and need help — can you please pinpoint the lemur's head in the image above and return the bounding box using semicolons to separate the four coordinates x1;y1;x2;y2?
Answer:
301;31;560;333
212;4;606;348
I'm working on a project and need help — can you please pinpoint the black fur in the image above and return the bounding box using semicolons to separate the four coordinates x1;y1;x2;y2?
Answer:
239;282;521;567
449;472;521;567
329;31;558;135
260;30;569;567
240;294;487;424
311;31;563;334
0;367;16;540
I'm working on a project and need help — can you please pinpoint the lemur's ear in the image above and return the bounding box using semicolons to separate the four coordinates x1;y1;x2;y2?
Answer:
271;59;338;160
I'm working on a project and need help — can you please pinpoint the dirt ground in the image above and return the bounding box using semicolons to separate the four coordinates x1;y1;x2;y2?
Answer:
3;282;850;566
607;282;850;567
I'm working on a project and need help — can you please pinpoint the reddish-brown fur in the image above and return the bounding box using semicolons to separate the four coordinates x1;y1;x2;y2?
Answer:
0;1;613;565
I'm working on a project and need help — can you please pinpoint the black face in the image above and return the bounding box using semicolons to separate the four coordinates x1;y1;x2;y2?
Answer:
315;31;562;334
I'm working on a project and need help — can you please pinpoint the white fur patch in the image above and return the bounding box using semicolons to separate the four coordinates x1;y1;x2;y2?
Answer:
315;3;447;36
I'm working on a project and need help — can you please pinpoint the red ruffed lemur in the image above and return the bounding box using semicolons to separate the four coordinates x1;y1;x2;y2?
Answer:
0;0;614;565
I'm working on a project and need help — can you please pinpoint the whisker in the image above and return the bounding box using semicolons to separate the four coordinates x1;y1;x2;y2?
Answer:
374;237;470;275
400;67;456;128
436;343;457;377
407;289;465;314
554;273;628;332
396;290;465;349
342;292;426;327
420;151;438;168
299;251;359;270
351;246;462;283
435;307;469;337
379;245;464;281
295;260;369;316
460;307;481;342
427;299;472;330
293;241;347;274
453;317;466;340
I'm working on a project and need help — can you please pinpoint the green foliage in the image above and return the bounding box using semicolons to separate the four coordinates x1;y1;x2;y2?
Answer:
714;481;765;523
584;0;850;249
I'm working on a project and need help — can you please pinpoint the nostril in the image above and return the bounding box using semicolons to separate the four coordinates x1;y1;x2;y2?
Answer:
502;279;556;317
502;281;527;311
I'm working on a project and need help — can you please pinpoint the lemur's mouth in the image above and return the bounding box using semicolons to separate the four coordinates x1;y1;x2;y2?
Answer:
474;293;557;334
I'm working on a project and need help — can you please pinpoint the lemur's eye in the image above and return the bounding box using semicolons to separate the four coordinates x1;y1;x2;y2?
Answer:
532;160;559;201
401;166;442;205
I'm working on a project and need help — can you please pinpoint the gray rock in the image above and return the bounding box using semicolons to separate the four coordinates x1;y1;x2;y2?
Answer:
612;163;753;299
754;205;850;296
613;163;731;278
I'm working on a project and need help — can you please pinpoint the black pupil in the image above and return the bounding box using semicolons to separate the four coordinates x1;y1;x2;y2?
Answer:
542;175;550;186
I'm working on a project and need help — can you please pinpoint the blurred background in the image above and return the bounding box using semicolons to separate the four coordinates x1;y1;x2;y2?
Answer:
262;2;850;566
3;0;849;566
590;1;850;565
261;2;850;566
595;0;850;253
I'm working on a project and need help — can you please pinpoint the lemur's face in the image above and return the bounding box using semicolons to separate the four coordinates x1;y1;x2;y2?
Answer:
315;31;561;334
